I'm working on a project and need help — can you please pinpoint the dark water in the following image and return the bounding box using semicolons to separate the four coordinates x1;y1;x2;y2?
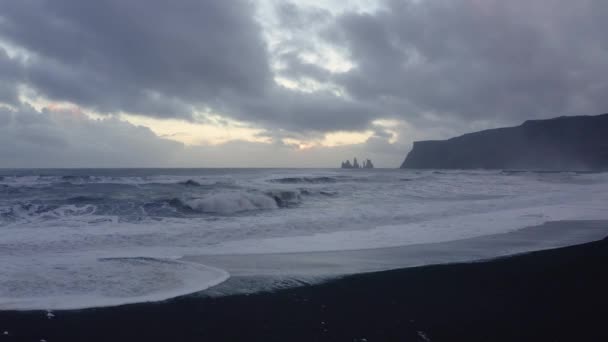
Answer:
1;168;607;310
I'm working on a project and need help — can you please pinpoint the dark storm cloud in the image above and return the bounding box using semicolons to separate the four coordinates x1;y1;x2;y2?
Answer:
276;51;332;83
226;86;376;132
0;104;184;167
0;47;23;105
2;0;606;145
0;0;377;134
322;0;608;124
0;0;270;119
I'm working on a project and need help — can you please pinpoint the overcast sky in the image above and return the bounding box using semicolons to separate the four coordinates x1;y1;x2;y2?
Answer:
0;0;607;167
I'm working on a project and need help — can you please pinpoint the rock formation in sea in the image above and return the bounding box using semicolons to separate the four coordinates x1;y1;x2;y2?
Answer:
341;160;353;168
341;158;374;169
401;113;608;170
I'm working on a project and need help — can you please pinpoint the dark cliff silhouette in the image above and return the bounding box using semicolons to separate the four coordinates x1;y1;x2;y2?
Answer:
401;113;608;170
341;160;352;168
342;158;374;169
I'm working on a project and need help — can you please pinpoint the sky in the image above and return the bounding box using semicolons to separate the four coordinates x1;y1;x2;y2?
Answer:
0;0;607;168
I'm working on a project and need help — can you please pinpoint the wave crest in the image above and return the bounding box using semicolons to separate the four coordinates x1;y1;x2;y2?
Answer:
176;192;279;214
268;176;344;184
0;203;98;224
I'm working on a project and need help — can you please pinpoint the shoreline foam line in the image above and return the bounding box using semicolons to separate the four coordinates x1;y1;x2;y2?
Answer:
0;258;229;311
186;220;608;296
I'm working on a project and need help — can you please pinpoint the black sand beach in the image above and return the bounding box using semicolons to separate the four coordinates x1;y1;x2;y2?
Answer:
2;234;607;342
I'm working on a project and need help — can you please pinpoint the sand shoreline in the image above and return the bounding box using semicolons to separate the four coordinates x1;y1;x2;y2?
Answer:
190;220;608;296
1;221;607;341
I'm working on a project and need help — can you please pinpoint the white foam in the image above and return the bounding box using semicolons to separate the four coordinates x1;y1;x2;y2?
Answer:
0;174;231;187
0;256;229;311
181;192;278;214
200;203;608;254
2;170;608;311
0;175;56;187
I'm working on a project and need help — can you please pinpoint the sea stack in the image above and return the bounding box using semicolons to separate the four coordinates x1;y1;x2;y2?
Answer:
341;158;374;169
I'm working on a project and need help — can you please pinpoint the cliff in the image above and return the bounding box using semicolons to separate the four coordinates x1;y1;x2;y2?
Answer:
401;113;608;170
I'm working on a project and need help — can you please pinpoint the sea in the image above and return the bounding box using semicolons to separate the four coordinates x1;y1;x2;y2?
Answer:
1;168;608;310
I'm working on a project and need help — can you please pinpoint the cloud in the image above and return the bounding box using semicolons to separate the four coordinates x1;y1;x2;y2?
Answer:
0;104;183;167
321;0;608;124
2;0;607;167
224;86;377;132
276;50;332;83
0;0;270;119
0;47;23;105
0;0;379;136
275;2;332;30
0;104;400;167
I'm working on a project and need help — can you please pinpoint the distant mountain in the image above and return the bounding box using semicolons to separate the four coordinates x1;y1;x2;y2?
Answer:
401;113;608;170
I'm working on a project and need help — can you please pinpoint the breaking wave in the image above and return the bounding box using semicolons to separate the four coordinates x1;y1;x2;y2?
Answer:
268;176;347;184
3;168;608;310
179;179;202;186
0;188;332;225
168;190;308;214
176;193;279;214
0;203;98;225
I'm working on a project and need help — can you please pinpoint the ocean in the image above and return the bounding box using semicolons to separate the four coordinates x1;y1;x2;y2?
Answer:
1;168;608;310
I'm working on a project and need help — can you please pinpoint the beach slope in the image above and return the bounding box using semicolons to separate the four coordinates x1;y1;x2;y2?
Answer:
1;235;607;341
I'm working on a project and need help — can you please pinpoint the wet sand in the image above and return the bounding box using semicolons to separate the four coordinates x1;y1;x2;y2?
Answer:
192;220;608;295
1;221;607;341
